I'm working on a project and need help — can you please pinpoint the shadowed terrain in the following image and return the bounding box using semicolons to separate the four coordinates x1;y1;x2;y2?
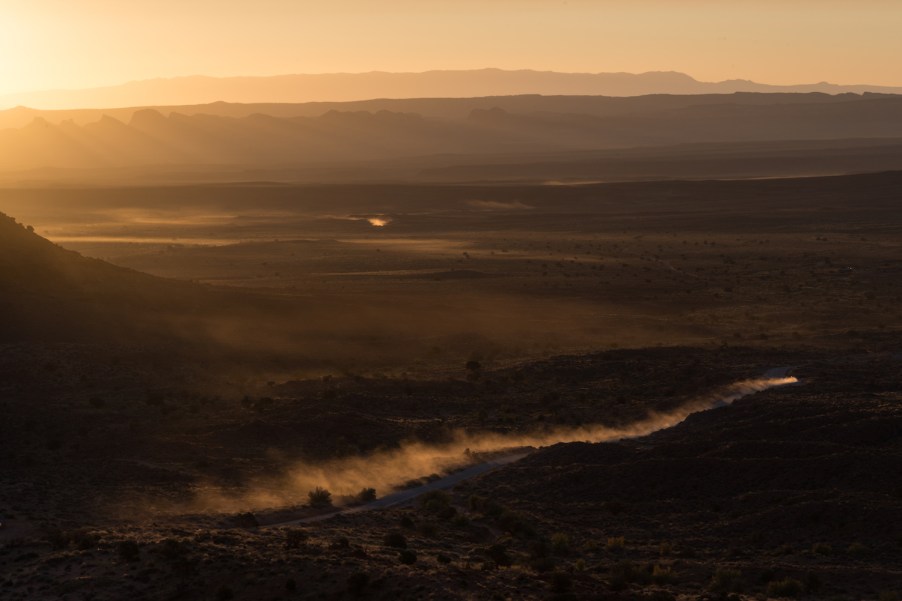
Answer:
1;133;900;598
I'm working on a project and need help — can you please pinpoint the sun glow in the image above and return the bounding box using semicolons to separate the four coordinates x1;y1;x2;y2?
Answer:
0;16;30;97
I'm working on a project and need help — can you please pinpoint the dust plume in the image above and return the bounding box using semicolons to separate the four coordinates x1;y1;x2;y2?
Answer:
188;376;797;513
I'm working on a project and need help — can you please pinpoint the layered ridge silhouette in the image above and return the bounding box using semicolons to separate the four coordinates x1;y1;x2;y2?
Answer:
1;93;902;178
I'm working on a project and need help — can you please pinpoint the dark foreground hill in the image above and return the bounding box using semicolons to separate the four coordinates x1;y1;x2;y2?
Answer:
0;211;214;342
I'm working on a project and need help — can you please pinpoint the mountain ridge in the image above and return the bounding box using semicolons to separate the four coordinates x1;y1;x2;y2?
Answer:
3;95;902;178
4;68;902;111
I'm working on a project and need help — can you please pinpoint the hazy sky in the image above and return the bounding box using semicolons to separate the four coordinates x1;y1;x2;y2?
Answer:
2;0;900;96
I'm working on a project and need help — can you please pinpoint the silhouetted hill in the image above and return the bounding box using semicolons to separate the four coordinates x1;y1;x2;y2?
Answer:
0;212;206;342
3;69;902;110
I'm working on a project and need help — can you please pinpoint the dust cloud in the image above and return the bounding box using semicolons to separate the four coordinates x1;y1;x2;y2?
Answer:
186;376;796;513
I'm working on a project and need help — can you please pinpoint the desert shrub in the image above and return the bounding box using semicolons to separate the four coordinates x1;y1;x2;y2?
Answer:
215;585;234;601
284;529;308;549
43;529;69;550
356;487;377;503
231;512;258;528
528;556;556;573
117;540;140;563
157;538;189;559
767;577;803;598
811;542;832;555
88;396;105;408
398;549;417;565
497;509;536;538
804;571;822;594
652;564;678;584
436;553;452;564
417;521;437;537
605;536;625;552
43;528;100;551
550;571;572;593
485;543;512;567
528;538;551;559
551;532;571;556
609;561;649;590
420;490;452;514
468;494;502;517
308;486;332;508
347;572;369;595
847;542;868;556
451;513;469;528
709;567;743;594
399;515;415;529
383;531;407;549
285;579;297;592
879;591;900;601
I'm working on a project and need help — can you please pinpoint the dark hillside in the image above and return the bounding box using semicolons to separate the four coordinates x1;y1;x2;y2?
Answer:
0;212;207;341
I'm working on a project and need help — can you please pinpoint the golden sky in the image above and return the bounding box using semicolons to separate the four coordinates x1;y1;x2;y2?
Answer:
1;0;900;96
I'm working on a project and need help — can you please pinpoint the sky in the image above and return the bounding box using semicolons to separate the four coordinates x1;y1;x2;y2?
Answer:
1;0;901;97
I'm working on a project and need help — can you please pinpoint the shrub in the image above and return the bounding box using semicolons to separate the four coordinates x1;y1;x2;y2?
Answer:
383;531;407;549
307;487;332;508
231;512;259;528
652;564;678;584
767;577;804;598
847;542;868;556
157;538;189;560
605;536;625;552
284;529;308;549
451;514;470;528
347;572;369;595
419;490;451;513
551;532;571;556
497;509;536;538
215;585;234;601
528;556;556;573
117;540;140;563
609;561;649;590
710;568;743;594
550;571;572;593
811;542;832;555
399;549;417;565
356;487;377;503
485;543;512;567
417;521;437;537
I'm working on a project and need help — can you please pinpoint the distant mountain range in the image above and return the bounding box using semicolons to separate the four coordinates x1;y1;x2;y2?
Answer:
3;69;902;110
2;93;902;182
